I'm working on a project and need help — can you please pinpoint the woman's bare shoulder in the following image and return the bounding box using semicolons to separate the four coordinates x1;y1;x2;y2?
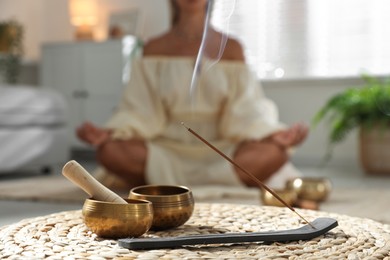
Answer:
143;33;172;56
223;37;245;61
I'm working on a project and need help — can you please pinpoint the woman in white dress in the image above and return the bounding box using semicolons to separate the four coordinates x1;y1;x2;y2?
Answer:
76;0;308;190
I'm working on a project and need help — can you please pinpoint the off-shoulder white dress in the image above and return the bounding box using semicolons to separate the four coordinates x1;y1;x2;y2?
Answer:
99;57;300;192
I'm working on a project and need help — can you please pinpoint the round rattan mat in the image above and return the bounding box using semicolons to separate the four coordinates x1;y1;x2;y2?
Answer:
0;203;389;259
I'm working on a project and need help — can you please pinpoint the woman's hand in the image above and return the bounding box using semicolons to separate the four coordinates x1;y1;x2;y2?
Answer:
271;123;308;149
76;121;111;147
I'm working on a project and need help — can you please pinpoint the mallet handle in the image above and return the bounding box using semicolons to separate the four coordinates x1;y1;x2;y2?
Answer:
62;160;127;204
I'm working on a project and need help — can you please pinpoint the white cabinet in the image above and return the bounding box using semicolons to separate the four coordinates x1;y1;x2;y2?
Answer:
41;37;139;148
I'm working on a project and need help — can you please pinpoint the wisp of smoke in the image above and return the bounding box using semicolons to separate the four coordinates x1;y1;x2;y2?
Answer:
189;0;236;101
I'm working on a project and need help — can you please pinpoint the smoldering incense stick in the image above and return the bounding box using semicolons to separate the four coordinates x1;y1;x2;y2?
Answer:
181;122;315;229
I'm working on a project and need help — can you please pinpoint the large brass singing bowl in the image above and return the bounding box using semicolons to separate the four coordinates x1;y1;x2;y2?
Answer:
286;177;332;202
129;185;195;231
82;198;153;238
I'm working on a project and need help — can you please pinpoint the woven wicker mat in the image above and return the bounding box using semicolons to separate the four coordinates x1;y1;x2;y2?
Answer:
1;203;389;259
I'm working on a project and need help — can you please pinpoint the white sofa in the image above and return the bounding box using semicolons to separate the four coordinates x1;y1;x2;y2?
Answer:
0;86;70;174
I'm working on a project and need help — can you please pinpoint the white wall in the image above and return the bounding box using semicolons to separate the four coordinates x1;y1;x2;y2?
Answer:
0;0;170;61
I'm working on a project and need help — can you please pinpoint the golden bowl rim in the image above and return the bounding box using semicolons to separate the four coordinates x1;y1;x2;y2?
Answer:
260;187;297;194
129;184;192;198
84;197;152;205
287;177;332;183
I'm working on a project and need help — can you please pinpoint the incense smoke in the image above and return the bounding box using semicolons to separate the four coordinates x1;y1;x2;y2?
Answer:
189;0;236;100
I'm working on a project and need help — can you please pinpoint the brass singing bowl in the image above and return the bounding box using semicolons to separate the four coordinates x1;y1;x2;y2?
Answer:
286;177;332;202
82;198;153;238
129;185;195;231
260;188;298;207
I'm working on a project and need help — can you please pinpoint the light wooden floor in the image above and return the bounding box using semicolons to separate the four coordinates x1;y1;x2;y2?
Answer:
0;164;389;227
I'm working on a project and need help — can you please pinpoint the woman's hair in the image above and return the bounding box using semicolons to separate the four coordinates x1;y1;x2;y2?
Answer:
169;0;180;26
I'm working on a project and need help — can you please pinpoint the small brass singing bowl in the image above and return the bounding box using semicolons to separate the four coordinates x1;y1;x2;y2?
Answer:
260;188;298;207
286;177;332;202
129;185;195;231
82;198;153;238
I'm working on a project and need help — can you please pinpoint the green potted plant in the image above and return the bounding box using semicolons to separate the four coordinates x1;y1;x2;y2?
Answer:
0;19;23;84
312;74;390;174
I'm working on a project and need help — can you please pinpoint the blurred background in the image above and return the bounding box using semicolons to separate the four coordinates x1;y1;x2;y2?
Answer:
1;0;389;170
